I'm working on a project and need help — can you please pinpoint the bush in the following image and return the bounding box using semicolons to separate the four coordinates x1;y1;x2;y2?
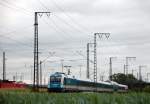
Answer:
143;86;150;93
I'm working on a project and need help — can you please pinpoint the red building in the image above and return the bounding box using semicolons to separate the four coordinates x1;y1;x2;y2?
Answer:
0;80;26;89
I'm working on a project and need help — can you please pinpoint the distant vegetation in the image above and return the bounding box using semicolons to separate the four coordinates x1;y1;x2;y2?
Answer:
0;91;150;104
111;73;150;91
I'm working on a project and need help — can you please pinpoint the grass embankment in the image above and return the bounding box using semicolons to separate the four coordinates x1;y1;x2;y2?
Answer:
0;91;150;104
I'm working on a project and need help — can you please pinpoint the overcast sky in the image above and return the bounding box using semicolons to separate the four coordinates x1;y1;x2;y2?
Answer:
0;0;150;83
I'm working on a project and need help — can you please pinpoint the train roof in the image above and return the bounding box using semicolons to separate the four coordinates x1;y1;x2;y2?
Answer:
117;84;128;88
50;72;127;87
50;72;67;77
105;80;128;87
67;76;112;85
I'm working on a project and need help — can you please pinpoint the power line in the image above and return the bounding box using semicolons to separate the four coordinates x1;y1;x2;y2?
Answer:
0;25;33;42
0;1;35;50
1;0;33;14
53;14;87;35
26;3;71;52
34;1;93;59
33;2;77;43
0;1;34;49
37;0;50;11
47;18;74;40
42;19;69;40
0;1;32;16
0;35;32;48
37;0;91;36
49;0;90;34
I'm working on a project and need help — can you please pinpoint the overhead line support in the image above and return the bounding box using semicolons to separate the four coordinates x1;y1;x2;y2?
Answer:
33;12;50;91
93;33;110;83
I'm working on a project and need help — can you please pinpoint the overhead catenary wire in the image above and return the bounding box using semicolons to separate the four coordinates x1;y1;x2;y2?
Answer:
0;25;33;37
0;1;34;50
32;2;88;56
43;17;74;40
0;35;32;48
0;0;128;79
2;0;150;48
0;0;91;81
33;1;94;68
0;25;34;43
37;0;91;37
32;2;81;49
49;0;91;34
2;0;33;13
0;1;32;16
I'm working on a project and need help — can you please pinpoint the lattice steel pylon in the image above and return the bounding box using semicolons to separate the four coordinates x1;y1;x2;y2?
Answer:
3;52;6;81
87;43;94;79
93;33;110;83
109;57;117;81
125;57;136;75
94;34;97;83
33;12;50;91
139;65;146;81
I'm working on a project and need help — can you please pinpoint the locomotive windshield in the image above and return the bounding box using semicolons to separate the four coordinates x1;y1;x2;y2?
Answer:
50;76;61;82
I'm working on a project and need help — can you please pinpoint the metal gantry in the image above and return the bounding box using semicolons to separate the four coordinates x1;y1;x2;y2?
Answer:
109;57;117;81
33;12;50;90
93;33;110;83
139;65;146;81
79;65;82;78
125;57;136;75
39;52;55;87
147;73;150;82
87;43;94;79
61;59;64;73
124;64;126;74
132;69;136;76
64;65;72;75
3;52;6;81
39;61;42;86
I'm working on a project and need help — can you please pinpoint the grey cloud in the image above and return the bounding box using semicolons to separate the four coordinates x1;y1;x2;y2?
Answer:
0;0;150;81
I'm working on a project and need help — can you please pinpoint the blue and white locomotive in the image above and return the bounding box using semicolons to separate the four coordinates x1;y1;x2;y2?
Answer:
48;72;128;92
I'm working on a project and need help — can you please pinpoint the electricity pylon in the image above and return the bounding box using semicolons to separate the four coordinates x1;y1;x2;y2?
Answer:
93;33;110;83
33;12;50;91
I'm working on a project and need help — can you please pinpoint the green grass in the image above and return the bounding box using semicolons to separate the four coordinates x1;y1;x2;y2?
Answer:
0;90;150;104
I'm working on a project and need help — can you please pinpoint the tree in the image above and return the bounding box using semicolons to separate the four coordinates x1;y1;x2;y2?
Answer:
111;73;127;84
111;73;139;89
111;73;150;91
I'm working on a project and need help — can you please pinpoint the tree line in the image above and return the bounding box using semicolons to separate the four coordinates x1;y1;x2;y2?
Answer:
111;73;150;92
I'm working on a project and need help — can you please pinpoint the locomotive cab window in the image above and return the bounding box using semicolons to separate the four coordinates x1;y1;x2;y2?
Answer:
50;76;61;82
